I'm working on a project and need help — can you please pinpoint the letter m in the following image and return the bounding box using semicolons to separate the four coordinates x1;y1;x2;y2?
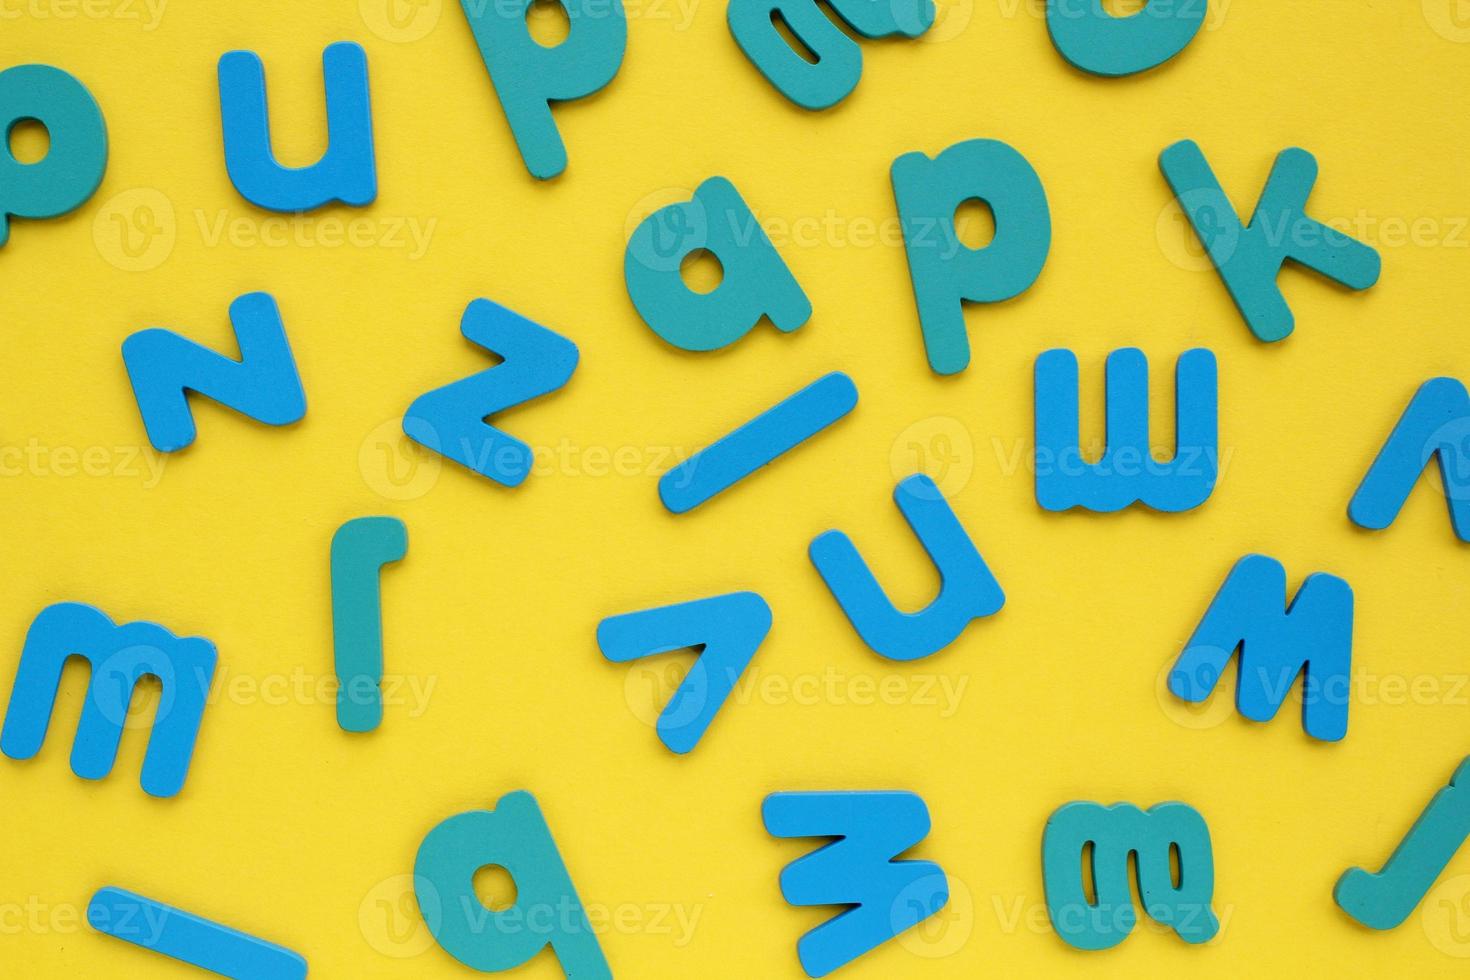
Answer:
0;603;217;797
1168;554;1353;741
763;791;948;978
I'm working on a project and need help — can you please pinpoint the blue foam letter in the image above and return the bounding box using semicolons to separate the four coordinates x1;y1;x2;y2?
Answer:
0;64;107;247
218;42;376;212
1168;554;1354;741
727;0;933;110
810;474;1004;661
331;517;408;733
88;887;306;978
1046;0;1206;77
123;291;307;453
1335;757;1470;930
1042;801;1218;950
403;299;579;488
1035;347;1218;513
626;176;811;353
459;0;626;180
598;591;772;753
891;139;1051;375
1160;140;1380;343
1;602;216;798
416;791;610;977
659;372;857;513
1349;378;1470;542
764;791;948;978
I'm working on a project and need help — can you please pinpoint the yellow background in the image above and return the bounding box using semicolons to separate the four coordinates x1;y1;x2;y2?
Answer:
3;0;1470;975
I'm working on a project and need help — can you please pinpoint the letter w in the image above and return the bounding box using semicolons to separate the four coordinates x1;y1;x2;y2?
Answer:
1168;554;1353;741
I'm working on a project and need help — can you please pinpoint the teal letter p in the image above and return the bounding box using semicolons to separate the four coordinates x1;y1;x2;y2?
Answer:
891;139;1051;376
460;0;626;180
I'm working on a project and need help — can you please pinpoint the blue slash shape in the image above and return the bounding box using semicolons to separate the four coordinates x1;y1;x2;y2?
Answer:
1046;0;1206;77
122;291;306;454
1168;554;1354;742
659;372;857;514
403;299;579;488
1160;140;1380;343
763;791;948;978
1042;801;1218;950
331;517;408;733
1;602;217;798
1349;378;1470;542
597;591;772;754
1034;347;1218;513
810;474;1004;661
87;887;306;979
1336;757;1470;930
217;41;376;212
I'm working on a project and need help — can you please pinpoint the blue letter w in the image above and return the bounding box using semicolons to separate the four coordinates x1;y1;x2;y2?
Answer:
1035;347;1218;513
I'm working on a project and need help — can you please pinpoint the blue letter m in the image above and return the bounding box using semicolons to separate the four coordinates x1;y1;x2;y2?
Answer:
1168;555;1353;742
0;603;217;797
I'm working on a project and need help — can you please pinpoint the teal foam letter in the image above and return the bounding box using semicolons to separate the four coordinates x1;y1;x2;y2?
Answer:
0;64;107;247
1047;0;1207;77
1160;140;1381;343
1336;757;1470;930
728;0;933;110
459;0;626;180
891;139;1051;375
625;176;811;352
416;791;610;977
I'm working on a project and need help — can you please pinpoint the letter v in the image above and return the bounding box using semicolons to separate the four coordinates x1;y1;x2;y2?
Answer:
123;291;306;453
809;473;1004;661
597;592;771;754
403;299;579;487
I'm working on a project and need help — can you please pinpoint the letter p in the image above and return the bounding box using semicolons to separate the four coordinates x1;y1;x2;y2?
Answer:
460;0;627;180
891;139;1051;376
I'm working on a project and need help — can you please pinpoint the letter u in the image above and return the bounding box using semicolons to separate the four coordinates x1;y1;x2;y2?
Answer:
218;41;377;212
